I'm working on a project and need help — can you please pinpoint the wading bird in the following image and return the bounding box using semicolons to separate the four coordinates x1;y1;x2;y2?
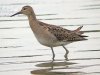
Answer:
11;6;88;60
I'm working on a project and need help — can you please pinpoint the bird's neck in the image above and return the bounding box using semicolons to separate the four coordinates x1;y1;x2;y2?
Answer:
28;10;37;20
27;13;43;34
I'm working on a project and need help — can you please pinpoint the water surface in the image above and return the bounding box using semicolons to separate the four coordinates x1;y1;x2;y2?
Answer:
0;0;100;75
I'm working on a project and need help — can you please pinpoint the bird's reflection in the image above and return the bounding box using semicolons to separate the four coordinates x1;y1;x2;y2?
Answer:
30;59;83;75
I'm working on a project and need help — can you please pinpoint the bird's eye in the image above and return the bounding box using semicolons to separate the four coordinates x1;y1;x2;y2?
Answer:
23;8;27;10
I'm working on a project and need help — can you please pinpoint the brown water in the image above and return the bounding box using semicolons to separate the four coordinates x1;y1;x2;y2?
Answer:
0;0;100;75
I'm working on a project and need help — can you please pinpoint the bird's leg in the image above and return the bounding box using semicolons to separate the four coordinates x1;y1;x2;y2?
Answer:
62;45;69;60
51;47;55;60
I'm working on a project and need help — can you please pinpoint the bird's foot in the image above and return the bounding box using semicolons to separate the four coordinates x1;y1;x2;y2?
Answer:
64;53;68;60
52;55;55;61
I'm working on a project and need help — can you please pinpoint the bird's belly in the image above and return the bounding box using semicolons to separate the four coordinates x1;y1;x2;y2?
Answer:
34;31;71;47
35;35;71;47
36;36;57;47
40;40;71;47
33;31;58;47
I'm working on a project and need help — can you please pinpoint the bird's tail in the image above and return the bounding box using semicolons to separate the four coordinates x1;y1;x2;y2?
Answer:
74;26;88;37
74;26;83;34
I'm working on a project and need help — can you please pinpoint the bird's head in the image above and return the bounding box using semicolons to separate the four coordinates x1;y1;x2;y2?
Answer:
11;6;33;17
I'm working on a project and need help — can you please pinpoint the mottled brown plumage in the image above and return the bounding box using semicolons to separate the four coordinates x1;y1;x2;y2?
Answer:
39;21;87;41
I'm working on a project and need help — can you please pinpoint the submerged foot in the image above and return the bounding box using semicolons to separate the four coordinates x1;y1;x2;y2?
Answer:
64;53;68;60
52;54;55;61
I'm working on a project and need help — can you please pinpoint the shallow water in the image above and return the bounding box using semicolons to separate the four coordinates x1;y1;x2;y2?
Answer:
0;0;100;75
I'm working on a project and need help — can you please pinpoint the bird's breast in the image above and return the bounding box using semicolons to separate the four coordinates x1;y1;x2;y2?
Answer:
33;29;57;47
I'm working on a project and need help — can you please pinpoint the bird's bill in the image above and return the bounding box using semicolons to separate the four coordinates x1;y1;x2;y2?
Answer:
10;11;21;17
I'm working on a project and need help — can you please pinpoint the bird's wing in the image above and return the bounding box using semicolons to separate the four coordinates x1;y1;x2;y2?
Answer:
39;21;87;42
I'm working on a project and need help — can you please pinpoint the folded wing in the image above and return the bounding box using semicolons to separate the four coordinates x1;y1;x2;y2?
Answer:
39;21;88;42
